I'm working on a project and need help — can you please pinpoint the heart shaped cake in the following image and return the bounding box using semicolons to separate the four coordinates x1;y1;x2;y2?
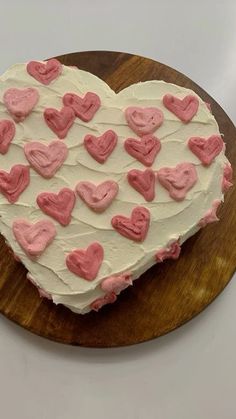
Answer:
0;59;232;314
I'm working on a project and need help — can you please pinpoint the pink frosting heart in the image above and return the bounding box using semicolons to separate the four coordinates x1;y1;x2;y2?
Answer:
127;168;155;201
155;240;181;262
84;130;117;163
37;188;76;226
76;180;119;212
44;106;75;139
101;272;132;295
24;140;68;178
13;219;56;259
198;199;221;227
0;119;15;154
163;94;199;123
90;292;117;312
3;88;39;123
0;165;30;203
66;242;104;281
27;59;62;85
63;92;101;122
125;107;163;136
222;163;233;192
111;206;150;242
157;162;197;201
188;135;224;166
124;135;161;166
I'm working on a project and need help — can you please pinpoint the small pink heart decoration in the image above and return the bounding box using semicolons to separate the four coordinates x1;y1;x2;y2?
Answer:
76;180;118;212
163;94;199;122
111;206;150;242
0;165;30;203
63;92;100;122
124;135;161;166
0;119;15;154
125;106;163;136
13;219;56;259
24;140;68;178
27;59;62;85
44;106;75;139
157;163;197;201
3;88;39;122
37;188;76;226
188;135;224;166
84;130;117;163
66;242;104;281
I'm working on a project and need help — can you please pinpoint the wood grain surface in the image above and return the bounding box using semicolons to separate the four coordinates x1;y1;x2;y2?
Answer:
0;51;235;347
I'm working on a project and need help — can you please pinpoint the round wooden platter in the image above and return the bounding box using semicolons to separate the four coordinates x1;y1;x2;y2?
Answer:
0;51;236;348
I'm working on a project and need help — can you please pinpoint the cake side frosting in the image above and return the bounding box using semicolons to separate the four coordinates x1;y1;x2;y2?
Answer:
0;62;230;313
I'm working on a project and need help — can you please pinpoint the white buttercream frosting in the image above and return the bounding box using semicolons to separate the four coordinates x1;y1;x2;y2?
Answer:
0;63;229;313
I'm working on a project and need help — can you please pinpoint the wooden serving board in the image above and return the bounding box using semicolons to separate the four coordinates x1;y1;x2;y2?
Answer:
0;51;235;347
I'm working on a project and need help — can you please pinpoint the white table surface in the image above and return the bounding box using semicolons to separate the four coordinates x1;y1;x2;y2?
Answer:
0;1;235;418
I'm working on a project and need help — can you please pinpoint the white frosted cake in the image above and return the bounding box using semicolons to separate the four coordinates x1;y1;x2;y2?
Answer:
0;59;232;313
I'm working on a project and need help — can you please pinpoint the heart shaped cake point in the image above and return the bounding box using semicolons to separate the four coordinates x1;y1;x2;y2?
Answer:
0;61;231;314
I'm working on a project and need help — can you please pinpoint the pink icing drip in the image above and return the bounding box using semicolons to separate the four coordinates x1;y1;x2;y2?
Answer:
44;106;75;139
84;130;117;163
155;240;181;262
3;88;39;123
101;272;132;295
124;135;161;166
188;135;224;166
111;206;150;242
198;200;221;227
24;140;68;178
0;119;15;154
163;94;199;123
27;59;62;85
63;92;101;122
222;163;233;192
127;168;155;201
76;180;119;212
157;162;198;201
27;273;52;300
205;102;212;112
0;164;30;203
13;219;56;259
66;242;104;281
90;292;117;312
125;107;163;136
36;187;76;226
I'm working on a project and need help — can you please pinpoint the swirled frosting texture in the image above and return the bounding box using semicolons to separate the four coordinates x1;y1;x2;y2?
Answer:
0;62;229;313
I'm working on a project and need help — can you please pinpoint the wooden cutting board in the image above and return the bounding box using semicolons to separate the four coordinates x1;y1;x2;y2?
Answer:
0;51;235;347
